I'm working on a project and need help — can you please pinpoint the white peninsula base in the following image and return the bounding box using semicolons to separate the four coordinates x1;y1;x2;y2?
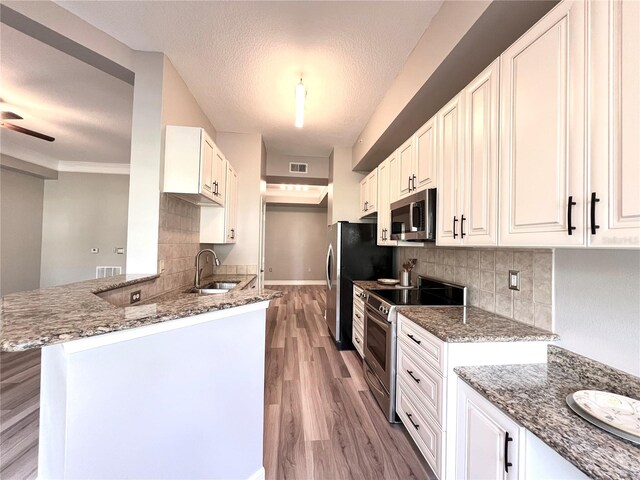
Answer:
38;301;270;480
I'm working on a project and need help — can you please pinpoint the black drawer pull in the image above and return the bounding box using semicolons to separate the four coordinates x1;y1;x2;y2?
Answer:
407;334;421;345
504;432;513;472
355;337;360;344
406;412;420;430
453;216;458;239
567;196;577;235
591;192;600;235
407;370;421;384
355;313;361;319
460;214;466;239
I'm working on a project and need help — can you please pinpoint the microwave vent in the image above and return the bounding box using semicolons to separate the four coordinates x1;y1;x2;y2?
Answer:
289;162;308;174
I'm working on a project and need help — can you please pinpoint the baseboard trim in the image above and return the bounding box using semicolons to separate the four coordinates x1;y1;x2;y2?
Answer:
247;466;265;480
264;280;325;286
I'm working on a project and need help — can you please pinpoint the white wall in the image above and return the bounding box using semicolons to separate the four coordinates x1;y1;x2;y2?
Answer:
327;147;365;225
264;205;327;282
554;249;640;376
0;168;44;295
207;132;263;267
40;172;129;287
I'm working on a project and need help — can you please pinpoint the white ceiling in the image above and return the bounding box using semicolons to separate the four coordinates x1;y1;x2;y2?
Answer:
0;24;133;168
55;0;443;157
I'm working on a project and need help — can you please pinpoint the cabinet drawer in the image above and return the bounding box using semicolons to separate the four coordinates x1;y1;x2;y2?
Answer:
352;324;364;357
398;342;445;427
398;316;446;374
353;305;365;326
397;379;443;478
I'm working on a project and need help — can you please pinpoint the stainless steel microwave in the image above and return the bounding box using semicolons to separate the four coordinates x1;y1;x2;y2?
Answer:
390;188;436;241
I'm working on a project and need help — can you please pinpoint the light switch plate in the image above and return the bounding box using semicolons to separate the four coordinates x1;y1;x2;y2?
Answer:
90;247;99;254
509;270;520;291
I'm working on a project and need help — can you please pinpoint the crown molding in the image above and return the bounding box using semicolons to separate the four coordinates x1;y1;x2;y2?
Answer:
57;161;130;175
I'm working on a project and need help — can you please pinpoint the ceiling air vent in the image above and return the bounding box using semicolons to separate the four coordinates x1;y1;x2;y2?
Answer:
289;162;308;174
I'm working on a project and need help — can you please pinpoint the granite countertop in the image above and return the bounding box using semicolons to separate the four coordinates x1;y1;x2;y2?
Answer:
397;306;559;343
455;346;640;480
353;280;414;291
0;274;280;352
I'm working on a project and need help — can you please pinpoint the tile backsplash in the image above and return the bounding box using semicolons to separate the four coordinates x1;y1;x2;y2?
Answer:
395;245;554;332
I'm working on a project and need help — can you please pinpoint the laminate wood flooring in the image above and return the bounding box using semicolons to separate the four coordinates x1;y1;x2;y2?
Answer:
265;286;434;480
0;285;434;479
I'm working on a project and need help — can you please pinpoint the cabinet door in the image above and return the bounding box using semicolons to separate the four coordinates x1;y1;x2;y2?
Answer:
457;380;522;480
367;169;378;213
360;176;368;215
589;0;640;248
200;133;215;200
398;137;415;199
463;59;499;246
414;116;437;192
499;0;586;246
389;149;401;204
213;149;226;208
436;93;464;246
377;157;396;246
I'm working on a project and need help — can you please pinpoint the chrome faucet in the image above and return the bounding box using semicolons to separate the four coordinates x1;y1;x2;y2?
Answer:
195;248;221;288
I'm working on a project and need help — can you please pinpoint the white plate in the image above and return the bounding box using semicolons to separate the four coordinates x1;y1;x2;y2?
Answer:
377;278;399;285
568;390;640;439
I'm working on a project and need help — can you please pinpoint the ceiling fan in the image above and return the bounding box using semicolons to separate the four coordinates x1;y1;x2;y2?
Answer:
1;110;55;142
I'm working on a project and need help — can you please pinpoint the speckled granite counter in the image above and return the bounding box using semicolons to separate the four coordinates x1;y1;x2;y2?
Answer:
353;280;414;290
0;273;280;351
397;306;558;343
455;346;640;480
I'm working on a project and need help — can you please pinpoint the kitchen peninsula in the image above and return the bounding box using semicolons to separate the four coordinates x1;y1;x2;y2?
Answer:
0;274;281;480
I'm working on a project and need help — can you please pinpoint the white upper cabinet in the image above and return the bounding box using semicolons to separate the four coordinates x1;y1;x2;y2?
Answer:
164;125;225;207
377;154;397;246
360;169;378;216
415;116;438;192
436;93;465;246
589;0;640;248
462;59;499;246
398;136;415;199
200;162;239;244
499;0;586;246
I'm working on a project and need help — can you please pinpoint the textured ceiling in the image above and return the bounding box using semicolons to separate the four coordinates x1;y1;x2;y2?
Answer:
56;1;442;156
0;24;133;167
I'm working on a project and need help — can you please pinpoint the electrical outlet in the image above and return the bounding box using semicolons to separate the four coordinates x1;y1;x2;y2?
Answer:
130;290;141;304
508;270;520;291
90;247;99;254
114;247;125;254
269;267;273;272
159;259;165;273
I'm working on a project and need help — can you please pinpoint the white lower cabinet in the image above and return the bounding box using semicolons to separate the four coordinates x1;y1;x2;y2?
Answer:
457;380;588;480
395;314;549;479
352;285;365;357
457;380;523;480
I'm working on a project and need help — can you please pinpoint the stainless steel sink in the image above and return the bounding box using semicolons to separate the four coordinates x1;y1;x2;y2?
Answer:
206;281;239;290
186;287;229;295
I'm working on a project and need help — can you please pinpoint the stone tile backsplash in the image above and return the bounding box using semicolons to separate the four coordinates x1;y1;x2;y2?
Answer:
396;245;554;332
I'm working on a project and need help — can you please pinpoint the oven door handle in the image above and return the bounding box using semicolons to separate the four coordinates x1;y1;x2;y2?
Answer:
365;305;390;329
409;202;415;232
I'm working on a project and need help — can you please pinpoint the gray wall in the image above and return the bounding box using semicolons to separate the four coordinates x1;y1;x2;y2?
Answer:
0;168;45;295
554;249;640;376
40;172;129;287
265;205;327;282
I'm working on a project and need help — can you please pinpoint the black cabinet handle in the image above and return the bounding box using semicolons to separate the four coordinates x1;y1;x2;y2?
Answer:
406;412;420;430
408;176;412;192
355;312;361;319
407;370;421;384
567;196;577;235
461;214;466;239
230;229;235;239
453;216;458;239
355;337;361;344
407;333;421;345
590;192;600;235
412;174;417;191
504;432;513;473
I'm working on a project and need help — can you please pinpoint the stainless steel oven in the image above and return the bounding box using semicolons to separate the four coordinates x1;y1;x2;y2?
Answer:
363;298;398;423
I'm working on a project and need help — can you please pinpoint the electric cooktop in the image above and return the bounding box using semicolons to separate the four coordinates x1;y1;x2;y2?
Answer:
368;287;465;307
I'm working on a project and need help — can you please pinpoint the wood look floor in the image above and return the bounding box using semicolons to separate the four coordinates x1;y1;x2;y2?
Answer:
0;285;433;479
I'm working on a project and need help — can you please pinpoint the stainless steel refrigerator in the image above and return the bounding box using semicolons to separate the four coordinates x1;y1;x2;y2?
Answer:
325;222;393;349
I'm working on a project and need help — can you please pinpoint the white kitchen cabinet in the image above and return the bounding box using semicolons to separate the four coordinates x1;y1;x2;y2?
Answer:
200;163;239;244
436;61;499;247
352;285;366;357
359;169;378;216
377;154;397;246
212;146;226;208
398;137;414;199
163;126;225;207
436;93;465;246
457;379;523;480
396;314;549;480
499;0;587;246
395;117;437;202
589;0;640;248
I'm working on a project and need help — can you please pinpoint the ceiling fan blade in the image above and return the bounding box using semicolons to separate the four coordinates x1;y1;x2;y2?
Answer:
1;122;55;142
1;111;23;120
